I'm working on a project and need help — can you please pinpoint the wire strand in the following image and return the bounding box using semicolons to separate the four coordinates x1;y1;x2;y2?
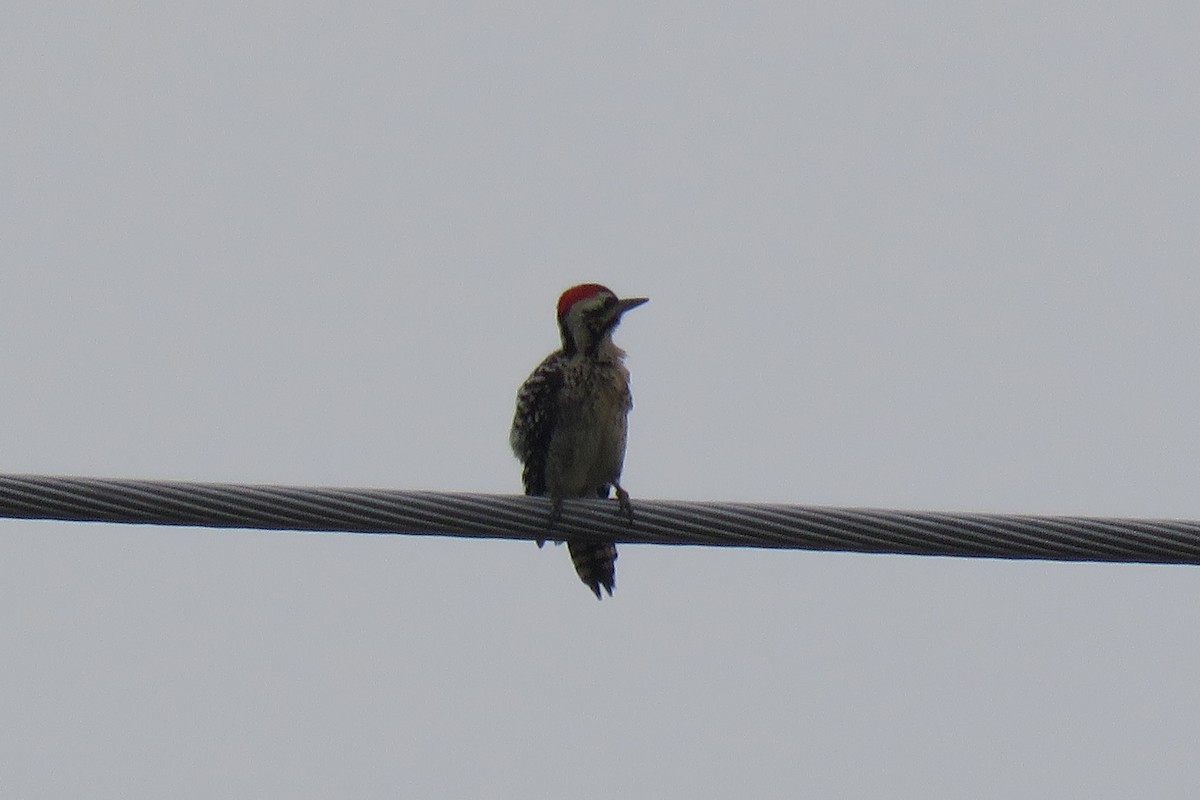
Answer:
0;473;1197;565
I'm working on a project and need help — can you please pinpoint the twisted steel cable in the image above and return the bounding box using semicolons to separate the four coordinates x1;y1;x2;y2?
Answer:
0;473;1198;564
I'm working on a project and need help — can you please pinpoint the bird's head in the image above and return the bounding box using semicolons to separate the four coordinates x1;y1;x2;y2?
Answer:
556;283;649;357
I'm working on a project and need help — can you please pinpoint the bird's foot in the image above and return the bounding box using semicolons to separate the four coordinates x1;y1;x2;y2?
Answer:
540;497;564;547
614;485;634;527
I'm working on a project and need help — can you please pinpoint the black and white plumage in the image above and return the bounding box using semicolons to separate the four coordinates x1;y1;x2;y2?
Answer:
510;283;648;598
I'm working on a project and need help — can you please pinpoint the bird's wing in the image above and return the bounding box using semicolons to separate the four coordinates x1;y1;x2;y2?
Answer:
509;352;565;496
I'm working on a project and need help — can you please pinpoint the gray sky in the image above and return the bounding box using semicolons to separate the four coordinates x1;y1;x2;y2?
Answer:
3;2;1200;797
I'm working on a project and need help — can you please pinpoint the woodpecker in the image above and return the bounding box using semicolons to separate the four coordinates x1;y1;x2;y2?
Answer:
510;283;649;598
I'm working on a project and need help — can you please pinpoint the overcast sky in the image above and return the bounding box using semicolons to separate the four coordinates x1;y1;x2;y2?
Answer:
3;2;1200;797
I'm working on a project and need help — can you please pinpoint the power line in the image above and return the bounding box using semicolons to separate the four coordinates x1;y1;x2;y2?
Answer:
0;473;1197;564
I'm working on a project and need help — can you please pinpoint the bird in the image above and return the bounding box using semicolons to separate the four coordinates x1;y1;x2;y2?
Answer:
509;283;648;598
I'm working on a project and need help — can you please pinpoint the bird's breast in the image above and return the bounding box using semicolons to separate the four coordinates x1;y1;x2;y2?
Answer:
547;360;632;496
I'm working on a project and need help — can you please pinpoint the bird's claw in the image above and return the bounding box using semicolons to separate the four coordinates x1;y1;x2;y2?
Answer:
615;486;634;527
539;497;563;547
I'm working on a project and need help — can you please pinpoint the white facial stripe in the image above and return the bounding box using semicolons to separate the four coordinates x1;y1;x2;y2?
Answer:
574;294;614;316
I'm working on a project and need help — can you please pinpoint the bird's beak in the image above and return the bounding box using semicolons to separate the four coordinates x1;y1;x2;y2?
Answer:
617;296;649;315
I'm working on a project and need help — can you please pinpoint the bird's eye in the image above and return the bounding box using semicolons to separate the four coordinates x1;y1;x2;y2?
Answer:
586;298;615;317
584;297;616;318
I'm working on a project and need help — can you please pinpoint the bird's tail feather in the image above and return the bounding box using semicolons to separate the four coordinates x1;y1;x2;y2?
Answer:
568;540;617;599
